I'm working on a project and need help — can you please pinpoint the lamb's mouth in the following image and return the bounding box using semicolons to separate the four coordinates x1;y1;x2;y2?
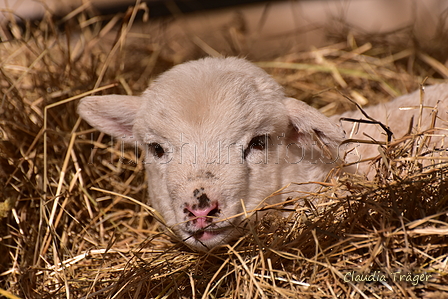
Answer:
189;227;230;241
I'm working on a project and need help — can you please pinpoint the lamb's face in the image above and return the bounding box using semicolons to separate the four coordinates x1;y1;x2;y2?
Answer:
133;64;290;250
77;57;345;251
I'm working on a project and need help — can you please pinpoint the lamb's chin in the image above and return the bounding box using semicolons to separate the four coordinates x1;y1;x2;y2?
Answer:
181;228;235;251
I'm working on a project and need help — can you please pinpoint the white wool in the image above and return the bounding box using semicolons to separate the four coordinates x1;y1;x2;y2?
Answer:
330;84;448;174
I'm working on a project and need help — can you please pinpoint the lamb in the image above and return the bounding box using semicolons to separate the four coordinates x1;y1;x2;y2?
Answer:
77;57;448;251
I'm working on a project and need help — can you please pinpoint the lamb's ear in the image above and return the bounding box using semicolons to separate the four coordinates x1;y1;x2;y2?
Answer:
77;95;141;142
283;97;344;147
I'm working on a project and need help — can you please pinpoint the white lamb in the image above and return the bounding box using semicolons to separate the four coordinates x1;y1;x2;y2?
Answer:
77;57;448;251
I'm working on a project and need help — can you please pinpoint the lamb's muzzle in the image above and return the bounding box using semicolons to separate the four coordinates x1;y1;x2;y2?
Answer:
77;57;448;251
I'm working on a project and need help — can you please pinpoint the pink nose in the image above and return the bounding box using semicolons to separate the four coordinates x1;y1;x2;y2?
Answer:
185;202;219;228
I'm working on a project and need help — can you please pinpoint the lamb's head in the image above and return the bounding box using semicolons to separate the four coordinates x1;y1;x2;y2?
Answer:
78;57;344;251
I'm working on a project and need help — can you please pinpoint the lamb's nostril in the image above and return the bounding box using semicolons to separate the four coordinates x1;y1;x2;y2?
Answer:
183;207;195;218
207;206;220;218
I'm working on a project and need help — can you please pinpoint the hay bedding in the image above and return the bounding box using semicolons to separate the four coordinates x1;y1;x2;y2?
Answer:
1;4;448;299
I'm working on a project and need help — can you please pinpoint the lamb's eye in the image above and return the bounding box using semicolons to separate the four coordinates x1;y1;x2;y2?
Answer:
244;135;267;159
148;143;165;158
